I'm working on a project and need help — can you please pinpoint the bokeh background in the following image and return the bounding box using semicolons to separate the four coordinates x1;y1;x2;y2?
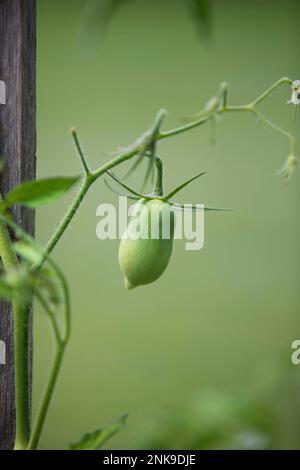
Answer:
35;0;300;449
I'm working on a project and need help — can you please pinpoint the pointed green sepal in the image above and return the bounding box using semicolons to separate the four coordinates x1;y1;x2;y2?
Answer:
163;171;206;201
106;171;147;199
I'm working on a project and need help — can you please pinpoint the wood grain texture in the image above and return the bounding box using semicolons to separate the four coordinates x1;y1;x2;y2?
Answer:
0;0;36;450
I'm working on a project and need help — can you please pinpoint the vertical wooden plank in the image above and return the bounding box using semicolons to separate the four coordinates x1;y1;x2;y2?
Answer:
0;0;36;450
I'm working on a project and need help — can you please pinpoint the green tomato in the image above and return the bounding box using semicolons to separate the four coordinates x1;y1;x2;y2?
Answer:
119;199;175;289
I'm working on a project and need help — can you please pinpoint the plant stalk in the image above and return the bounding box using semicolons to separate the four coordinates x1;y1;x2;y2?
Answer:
0;205;31;450
27;343;64;450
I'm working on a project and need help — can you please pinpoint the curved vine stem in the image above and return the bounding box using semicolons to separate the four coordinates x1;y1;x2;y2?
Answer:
27;254;70;450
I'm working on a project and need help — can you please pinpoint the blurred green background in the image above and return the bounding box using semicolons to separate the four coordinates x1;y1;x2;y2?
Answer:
35;0;300;449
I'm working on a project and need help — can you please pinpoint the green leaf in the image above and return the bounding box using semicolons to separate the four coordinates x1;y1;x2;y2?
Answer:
187;0;211;37
69;414;128;450
5;177;80;208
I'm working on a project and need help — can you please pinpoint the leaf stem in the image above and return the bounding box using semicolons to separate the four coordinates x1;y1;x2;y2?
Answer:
27;342;64;450
153;157;163;197
249;77;293;107
158;114;211;140
70;128;91;176
45;176;91;257
250;108;296;155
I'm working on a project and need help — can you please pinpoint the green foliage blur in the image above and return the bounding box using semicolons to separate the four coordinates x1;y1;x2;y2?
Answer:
35;0;300;449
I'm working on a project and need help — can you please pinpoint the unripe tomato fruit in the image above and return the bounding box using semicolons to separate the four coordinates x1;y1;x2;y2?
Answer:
119;199;175;289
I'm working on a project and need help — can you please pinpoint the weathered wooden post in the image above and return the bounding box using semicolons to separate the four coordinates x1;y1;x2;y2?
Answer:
0;0;36;450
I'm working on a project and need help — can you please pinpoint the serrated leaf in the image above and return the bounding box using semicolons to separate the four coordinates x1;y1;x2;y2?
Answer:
70;414;128;450
5;177;80;208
